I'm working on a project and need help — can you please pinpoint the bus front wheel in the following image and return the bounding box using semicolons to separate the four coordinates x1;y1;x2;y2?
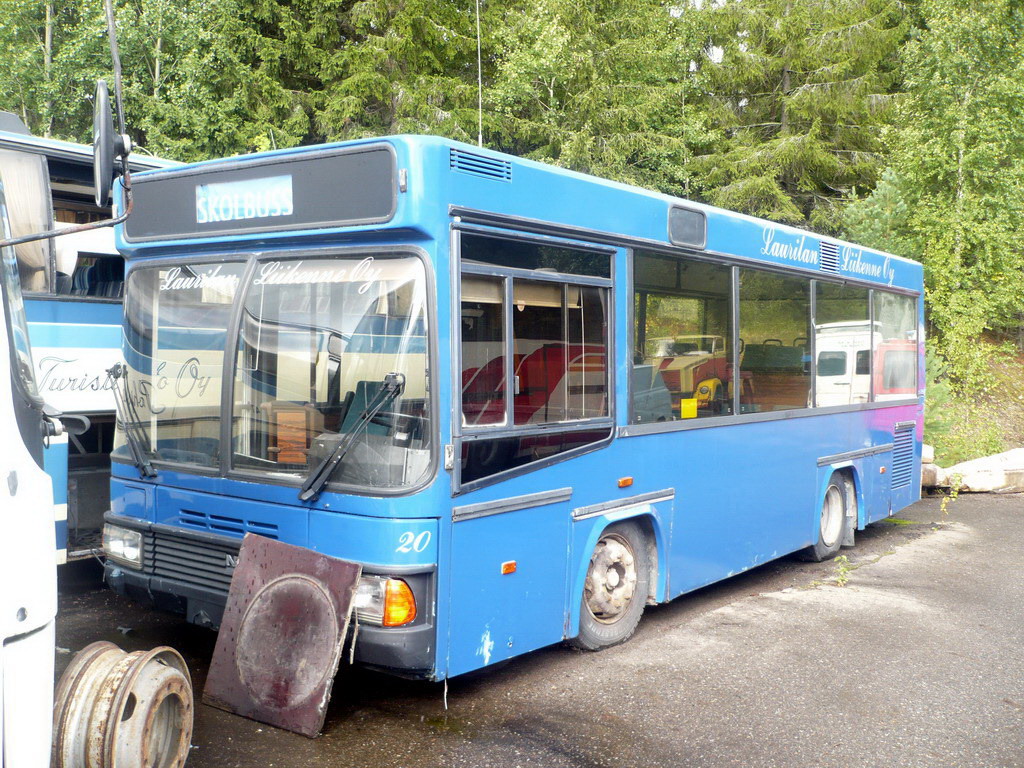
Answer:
572;521;651;651
802;474;846;562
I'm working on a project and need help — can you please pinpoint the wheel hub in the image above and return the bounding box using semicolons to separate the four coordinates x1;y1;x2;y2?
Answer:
584;534;638;623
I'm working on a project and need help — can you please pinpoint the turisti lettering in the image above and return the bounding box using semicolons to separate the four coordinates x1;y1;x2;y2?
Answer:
123;357;214;416
37;356;115;393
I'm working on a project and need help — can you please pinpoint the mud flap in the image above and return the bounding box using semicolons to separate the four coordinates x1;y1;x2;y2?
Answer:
841;477;857;548
202;534;361;737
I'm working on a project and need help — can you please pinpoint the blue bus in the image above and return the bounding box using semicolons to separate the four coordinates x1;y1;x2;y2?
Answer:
101;136;923;679
0;112;176;562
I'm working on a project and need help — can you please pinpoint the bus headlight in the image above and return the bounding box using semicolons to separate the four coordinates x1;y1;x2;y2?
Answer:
353;576;417;627
102;524;143;568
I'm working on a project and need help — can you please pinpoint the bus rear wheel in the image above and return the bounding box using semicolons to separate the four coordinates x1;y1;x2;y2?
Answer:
572;521;650;651
802;474;846;562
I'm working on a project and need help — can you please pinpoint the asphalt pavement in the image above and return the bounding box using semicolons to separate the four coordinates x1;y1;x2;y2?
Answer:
56;491;1024;768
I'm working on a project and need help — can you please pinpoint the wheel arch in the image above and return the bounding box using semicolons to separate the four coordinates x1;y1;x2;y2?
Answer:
816;462;864;538
566;506;667;641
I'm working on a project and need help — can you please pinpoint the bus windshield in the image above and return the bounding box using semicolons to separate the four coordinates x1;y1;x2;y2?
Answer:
118;253;431;491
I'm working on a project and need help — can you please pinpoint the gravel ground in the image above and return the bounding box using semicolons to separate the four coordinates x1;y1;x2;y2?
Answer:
56;491;1024;768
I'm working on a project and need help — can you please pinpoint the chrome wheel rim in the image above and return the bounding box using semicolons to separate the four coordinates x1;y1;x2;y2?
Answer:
584;533;639;624
821;483;845;548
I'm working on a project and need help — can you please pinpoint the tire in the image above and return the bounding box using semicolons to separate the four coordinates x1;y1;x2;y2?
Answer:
571;521;651;651
801;474;846;562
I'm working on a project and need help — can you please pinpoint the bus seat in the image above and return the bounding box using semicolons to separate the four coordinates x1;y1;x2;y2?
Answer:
55;271;72;294
259;402;325;465
340;380;394;436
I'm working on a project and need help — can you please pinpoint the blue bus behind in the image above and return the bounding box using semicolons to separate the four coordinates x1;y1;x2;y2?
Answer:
102;135;923;679
0;113;175;561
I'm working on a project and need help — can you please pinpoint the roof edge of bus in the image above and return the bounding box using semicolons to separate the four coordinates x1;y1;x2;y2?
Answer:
125;133;918;269
0;127;179;171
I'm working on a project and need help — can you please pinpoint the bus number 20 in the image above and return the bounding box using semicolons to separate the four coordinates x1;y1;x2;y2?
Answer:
396;531;431;554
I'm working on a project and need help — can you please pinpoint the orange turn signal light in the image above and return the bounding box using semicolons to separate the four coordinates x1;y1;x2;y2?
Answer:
618;477;634;488
383;578;417;627
501;560;517;575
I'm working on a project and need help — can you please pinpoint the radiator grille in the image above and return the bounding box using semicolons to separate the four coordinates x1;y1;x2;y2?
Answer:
891;426;915;489
143;529;240;595
450;148;512;181
819;241;839;274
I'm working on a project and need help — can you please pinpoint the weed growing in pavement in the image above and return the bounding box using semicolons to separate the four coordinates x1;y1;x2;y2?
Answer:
940;473;963;517
833;555;851;587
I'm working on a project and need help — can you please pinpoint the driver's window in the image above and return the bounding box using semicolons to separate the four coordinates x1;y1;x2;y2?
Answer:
231;254;431;490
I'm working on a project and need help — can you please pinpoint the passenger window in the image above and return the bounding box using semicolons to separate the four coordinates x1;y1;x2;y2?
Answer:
874;292;917;399
738;270;811;412
461;275;506;427
814;282;869;406
459;234;611;486
631;251;732;423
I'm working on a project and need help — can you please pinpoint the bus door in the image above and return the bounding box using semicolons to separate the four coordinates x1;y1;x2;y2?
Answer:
445;490;572;677
447;235;613;677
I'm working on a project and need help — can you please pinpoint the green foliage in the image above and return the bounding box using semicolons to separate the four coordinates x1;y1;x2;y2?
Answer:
695;0;909;231
832;554;851;587
845;0;1024;390
316;0;482;142
925;342;1005;465
486;0;717;196
0;1;110;138
923;343;954;450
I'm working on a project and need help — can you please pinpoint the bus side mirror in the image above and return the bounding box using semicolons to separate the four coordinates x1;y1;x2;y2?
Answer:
92;80;131;207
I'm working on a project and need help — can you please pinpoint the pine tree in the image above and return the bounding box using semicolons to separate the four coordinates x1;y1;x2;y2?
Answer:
486;0;717;197
696;0;908;231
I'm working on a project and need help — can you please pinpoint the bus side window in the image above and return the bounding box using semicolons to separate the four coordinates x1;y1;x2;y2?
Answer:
459;234;612;486
813;282;870;406
631;251;732;423
738;270;811;413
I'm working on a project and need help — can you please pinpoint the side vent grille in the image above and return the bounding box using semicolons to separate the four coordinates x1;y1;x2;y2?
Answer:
891;426;914;490
450;148;512;182
179;509;279;539
819;241;839;274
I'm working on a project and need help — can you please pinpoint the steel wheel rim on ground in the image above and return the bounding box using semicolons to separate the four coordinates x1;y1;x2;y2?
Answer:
52;641;193;768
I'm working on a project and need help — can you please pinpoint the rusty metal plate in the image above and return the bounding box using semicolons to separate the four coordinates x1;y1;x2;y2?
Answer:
201;534;361;737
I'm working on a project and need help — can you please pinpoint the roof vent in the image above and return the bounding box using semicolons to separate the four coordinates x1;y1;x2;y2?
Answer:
450;148;512;182
819;241;839;274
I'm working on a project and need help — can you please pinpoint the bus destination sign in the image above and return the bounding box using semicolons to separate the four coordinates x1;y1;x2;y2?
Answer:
125;145;396;242
196;175;293;224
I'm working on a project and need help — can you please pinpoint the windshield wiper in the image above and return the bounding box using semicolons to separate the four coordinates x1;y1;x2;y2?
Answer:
299;372;406;502
107;363;156;478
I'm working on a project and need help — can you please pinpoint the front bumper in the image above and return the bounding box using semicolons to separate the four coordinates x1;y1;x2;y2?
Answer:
103;513;437;678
